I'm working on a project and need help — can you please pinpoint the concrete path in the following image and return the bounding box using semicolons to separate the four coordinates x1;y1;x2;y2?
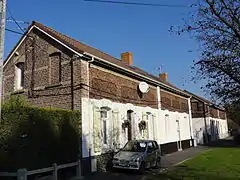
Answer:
160;146;210;169
71;137;236;180
71;145;211;180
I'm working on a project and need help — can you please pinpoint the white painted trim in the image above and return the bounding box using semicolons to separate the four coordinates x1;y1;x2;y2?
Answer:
3;26;34;68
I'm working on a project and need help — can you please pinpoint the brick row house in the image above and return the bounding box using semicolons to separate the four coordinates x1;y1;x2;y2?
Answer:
185;91;229;145
2;21;227;172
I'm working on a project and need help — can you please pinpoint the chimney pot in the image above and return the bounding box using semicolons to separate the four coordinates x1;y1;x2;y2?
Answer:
121;52;133;66
159;73;168;81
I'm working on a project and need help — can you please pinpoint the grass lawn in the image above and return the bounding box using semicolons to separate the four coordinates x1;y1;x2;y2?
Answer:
148;148;240;180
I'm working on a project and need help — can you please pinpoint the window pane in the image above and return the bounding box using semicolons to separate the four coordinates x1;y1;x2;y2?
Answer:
101;111;107;118
15;62;24;89
127;111;132;120
103;120;107;144
49;52;61;84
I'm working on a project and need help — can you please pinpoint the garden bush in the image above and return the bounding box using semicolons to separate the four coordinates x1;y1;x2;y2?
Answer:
0;96;81;172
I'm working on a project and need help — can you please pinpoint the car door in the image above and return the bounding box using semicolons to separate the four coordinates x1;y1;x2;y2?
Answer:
146;142;155;168
153;141;160;161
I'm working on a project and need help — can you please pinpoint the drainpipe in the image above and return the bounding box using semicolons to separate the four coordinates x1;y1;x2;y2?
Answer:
188;97;195;147
203;102;208;143
156;86;162;154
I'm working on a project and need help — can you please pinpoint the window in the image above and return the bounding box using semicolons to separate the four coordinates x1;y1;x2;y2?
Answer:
15;62;24;90
101;110;108;145
147;142;154;153
165;114;170;140
122;141;147;152
153;141;159;149
49;52;61;85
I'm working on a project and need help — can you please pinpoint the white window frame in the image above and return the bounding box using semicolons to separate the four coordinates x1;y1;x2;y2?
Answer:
15;62;24;91
100;109;108;146
165;114;170;142
100;107;111;150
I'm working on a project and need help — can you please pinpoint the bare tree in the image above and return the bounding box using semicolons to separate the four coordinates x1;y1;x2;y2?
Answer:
173;0;240;105
171;0;240;123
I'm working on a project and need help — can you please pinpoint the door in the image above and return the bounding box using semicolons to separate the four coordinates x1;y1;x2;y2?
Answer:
127;110;133;141
147;113;155;140
176;120;182;151
153;141;160;164
146;141;156;168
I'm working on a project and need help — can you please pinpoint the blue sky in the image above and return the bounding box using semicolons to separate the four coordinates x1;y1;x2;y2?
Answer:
5;0;206;97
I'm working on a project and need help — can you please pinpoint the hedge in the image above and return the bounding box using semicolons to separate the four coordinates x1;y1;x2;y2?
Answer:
0;96;81;172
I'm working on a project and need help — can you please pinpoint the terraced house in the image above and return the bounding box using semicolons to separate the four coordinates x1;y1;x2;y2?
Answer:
185;91;229;145
3;21;195;173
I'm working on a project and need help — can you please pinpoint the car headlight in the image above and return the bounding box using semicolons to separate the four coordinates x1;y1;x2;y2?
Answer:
134;157;142;162
134;157;140;162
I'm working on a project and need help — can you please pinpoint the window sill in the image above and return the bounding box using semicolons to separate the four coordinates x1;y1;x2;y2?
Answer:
11;89;25;95
45;83;62;89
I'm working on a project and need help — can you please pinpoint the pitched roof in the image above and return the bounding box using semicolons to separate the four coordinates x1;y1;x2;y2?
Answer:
5;21;189;97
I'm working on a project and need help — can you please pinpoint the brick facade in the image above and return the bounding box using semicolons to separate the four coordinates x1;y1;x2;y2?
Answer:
190;98;226;119
3;23;190;114
89;66;158;109
3;29;82;110
161;90;189;113
89;66;189;112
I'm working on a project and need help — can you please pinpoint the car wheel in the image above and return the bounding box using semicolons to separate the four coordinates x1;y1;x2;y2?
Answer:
154;158;161;169
139;162;146;174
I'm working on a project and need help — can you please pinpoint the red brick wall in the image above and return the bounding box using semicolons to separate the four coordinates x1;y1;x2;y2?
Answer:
191;101;205;118
208;107;219;118
3;28;82;110
161;91;189;113
89;66;188;112
219;110;226;120
89;66;158;109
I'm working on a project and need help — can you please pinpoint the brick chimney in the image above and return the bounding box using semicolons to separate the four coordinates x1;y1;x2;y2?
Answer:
121;52;133;66
159;73;168;81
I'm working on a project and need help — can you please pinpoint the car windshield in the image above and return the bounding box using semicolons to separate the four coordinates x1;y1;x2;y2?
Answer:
122;141;147;152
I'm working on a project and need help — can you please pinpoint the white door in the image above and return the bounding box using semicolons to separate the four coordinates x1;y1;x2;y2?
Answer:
176;120;182;151
147;113;154;140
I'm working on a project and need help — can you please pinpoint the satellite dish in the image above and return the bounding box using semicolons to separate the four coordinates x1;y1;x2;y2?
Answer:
139;82;149;93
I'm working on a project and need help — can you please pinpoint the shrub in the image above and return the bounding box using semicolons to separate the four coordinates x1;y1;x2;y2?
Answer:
0;96;81;172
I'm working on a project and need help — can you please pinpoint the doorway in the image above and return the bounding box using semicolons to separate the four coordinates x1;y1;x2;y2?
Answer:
127;110;134;140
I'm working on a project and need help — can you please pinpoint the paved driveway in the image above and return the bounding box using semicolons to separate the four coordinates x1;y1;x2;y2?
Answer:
72;145;210;180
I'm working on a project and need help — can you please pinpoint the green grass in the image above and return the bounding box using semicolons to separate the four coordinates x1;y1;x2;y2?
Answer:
148;148;240;180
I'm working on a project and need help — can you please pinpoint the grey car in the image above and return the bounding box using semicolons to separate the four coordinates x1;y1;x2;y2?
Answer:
112;140;161;171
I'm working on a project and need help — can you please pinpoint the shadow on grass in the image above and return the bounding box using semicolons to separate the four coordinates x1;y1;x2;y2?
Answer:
203;138;240;148
159;165;238;180
79;166;238;180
